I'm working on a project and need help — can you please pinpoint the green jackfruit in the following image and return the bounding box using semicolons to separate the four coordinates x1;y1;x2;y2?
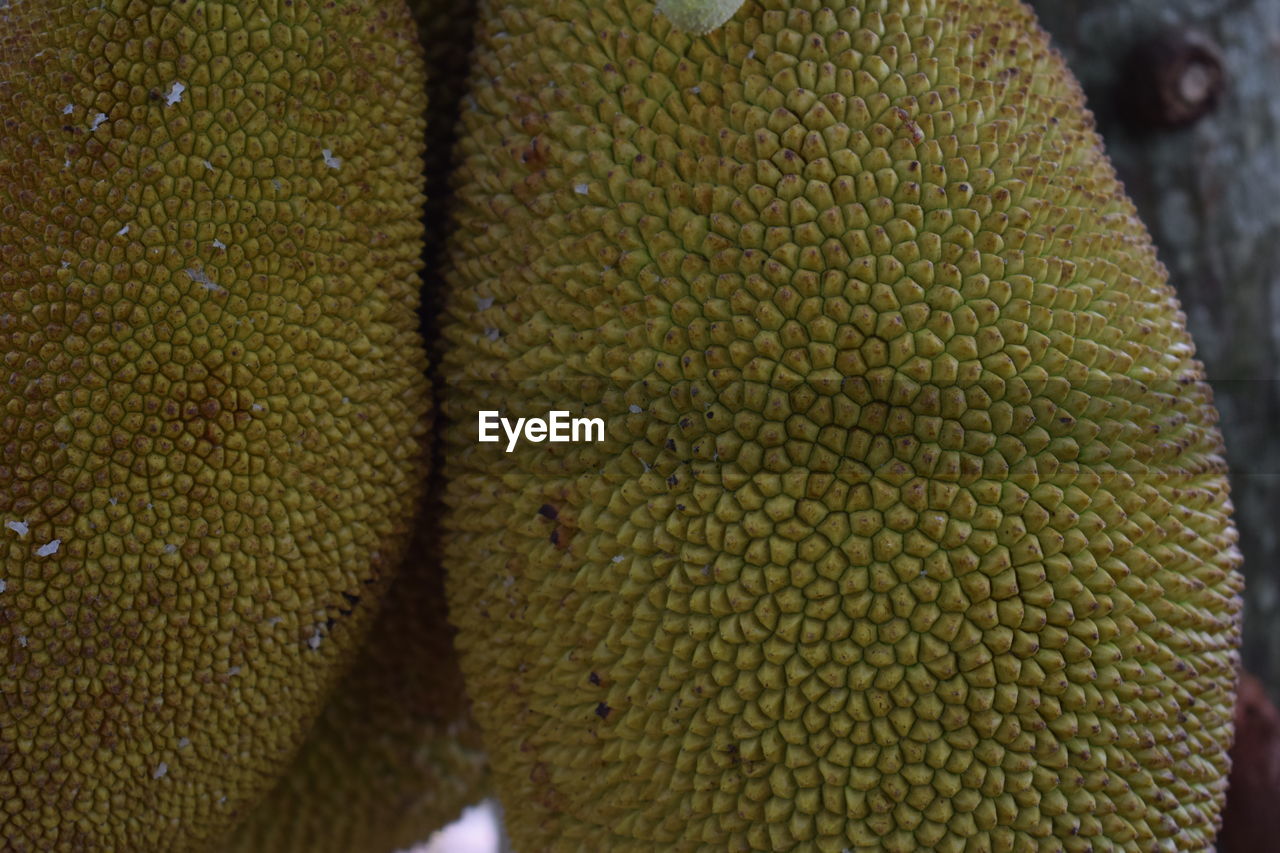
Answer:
218;0;489;848
0;0;429;849
219;517;487;852
440;1;1244;851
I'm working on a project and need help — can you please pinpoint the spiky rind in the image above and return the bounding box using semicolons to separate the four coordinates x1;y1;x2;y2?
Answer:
440;0;1243;850
0;0;429;848
218;520;488;853
214;0;488;846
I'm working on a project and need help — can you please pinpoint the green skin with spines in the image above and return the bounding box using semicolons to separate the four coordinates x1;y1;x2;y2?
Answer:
440;0;1243;851
0;0;429;849
217;0;490;848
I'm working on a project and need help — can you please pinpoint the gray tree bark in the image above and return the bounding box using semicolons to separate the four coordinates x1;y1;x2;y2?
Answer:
1029;0;1280;702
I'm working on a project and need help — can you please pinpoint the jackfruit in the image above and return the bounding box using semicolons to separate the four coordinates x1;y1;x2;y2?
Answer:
440;1;1244;851
217;0;489;848
0;0;429;849
219;515;487;852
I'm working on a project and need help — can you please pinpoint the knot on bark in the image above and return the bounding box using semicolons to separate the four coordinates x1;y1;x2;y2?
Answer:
1122;29;1225;129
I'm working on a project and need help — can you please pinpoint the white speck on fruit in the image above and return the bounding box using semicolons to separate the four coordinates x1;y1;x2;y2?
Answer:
153;762;168;779
308;627;323;650
88;112;107;131
574;183;589;195
185;267;220;291
612;555;624;563
5;520;28;536
178;737;191;749
62;103;74;114
35;539;60;557
322;149;341;169
629;404;643;414
212;238;226;249
116;224;129;236
165;81;185;106
475;296;494;311
163;543;177;554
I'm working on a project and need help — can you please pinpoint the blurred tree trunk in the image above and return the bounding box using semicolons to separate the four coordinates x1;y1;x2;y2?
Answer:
1029;1;1280;704
1219;672;1280;852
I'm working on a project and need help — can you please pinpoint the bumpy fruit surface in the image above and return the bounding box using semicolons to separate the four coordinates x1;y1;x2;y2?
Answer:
219;517;488;853
0;0;429;849
440;1;1244;851
218;0;488;849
